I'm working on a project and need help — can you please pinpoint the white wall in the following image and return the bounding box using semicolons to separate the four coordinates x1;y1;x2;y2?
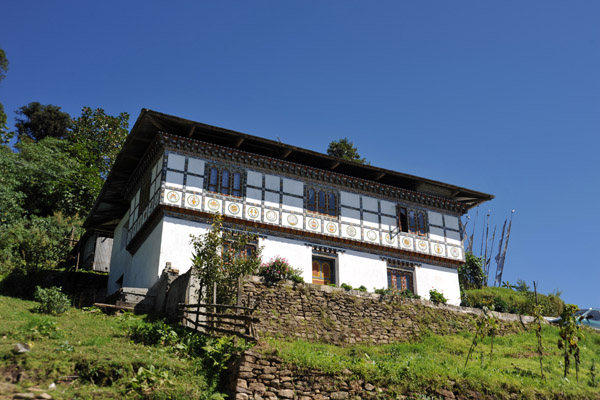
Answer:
415;263;461;306
107;211;133;295
126;218;165;290
337;250;388;291
157;216;210;278
259;236;313;281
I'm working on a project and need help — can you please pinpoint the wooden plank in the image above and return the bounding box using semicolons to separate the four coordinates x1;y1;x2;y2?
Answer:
180;309;259;322
179;303;254;311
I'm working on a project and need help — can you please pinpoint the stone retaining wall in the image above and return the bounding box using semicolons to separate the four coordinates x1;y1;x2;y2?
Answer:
242;276;532;346
228;350;389;400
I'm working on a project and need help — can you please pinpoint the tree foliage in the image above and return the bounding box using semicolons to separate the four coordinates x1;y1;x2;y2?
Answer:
458;251;485;290
0;103;128;277
0;48;9;142
69;106;129;179
15;102;71;142
327;138;368;164
190;214;262;305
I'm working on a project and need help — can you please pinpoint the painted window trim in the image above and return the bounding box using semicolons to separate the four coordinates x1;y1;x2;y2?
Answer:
306;186;338;217
206;164;245;198
397;206;428;237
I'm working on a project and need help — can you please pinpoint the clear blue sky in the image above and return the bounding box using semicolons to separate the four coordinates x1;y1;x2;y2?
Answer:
1;1;598;308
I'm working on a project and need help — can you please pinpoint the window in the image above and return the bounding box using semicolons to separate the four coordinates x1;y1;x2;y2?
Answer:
397;206;427;236
306;188;337;217
207;166;243;197
138;177;151;217
387;268;414;292
312;257;334;285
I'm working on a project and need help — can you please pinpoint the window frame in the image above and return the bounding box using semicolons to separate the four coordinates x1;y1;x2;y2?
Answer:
312;255;336;285
387;267;415;293
206;165;244;198
306;187;338;217
397;206;428;237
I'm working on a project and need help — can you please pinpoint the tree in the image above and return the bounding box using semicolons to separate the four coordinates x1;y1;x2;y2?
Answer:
15;102;71;142
69;107;129;179
190;214;262;305
458;251;485;290
327;138;368;164
0;48;9;143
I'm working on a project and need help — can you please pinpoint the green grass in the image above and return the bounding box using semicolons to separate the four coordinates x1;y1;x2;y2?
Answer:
463;286;565;316
0;295;226;399
263;324;600;399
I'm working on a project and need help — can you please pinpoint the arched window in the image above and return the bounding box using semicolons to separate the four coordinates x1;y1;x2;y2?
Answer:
208;167;219;192
220;169;230;195
307;188;316;212
232;172;242;197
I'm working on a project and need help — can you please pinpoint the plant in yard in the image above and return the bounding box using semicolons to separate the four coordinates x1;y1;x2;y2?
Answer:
428;288;447;305
557;303;584;381
258;256;303;284
341;283;353;291
33;286;70;315
190;214;262;305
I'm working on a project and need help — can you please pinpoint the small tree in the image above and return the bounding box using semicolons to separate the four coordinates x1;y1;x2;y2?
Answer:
190;214;261;305
327;138;368;164
558;304;584;381
458;252;485;290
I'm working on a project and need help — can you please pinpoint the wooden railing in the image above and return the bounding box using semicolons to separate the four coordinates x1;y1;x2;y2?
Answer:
178;301;259;342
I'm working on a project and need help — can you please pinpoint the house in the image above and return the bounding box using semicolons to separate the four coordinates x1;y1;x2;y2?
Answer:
83;109;493;305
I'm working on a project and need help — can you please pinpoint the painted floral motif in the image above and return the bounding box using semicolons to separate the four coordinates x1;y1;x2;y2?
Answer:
433;244;443;254
308;219;319;230
450;247;460;258
346;226;357;237
186;194;200;207
287;214;298;226
266;210;277;222
366;230;377;241
417;240;428;251
207;199;220;211
247;207;259;218
402;237;412;247
166;191;180;203
326;222;337;234
228;203;240;215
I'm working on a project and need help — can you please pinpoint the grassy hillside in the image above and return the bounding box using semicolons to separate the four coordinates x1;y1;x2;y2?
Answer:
0;295;229;399
1;294;598;399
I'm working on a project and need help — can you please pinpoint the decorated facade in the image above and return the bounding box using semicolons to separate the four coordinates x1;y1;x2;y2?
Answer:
84;110;493;305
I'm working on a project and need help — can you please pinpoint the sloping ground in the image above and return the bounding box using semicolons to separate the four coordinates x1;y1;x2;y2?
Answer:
0;295;223;399
230;328;600;400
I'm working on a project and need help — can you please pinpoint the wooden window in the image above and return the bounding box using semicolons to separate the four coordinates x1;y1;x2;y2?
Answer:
208;167;219;192
306;187;338;217
206;165;244;197
398;206;427;236
138;177;151;216
387;268;414;292
312;257;334;285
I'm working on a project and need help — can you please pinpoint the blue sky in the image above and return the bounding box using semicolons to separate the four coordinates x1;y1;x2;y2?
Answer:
1;1;598;308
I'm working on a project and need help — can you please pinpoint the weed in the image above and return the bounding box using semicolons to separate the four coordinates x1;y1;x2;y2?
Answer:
428;289;447;305
33;286;70;315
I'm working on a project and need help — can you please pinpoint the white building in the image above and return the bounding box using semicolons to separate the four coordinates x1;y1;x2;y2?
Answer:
84;110;493;305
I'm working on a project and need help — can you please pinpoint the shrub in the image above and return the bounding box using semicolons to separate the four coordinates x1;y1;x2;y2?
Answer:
428;288;447;305
258;256;303;284
33;286;70;314
357;285;367;292
340;283;353;291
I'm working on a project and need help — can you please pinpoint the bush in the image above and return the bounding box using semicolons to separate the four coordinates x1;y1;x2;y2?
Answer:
33;286;70;314
428;288;447;305
357;285;367;292
258;256;303;284
341;283;353;291
462;286;565;317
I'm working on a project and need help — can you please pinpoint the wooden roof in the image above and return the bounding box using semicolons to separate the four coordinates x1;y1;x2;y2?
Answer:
84;109;493;231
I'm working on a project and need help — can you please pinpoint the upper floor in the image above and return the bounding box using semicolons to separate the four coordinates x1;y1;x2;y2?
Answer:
84;110;493;264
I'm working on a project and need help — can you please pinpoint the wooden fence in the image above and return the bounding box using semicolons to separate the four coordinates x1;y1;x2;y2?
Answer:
178;301;259;342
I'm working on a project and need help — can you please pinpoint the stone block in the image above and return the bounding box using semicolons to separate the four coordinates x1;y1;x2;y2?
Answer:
278;389;295;399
